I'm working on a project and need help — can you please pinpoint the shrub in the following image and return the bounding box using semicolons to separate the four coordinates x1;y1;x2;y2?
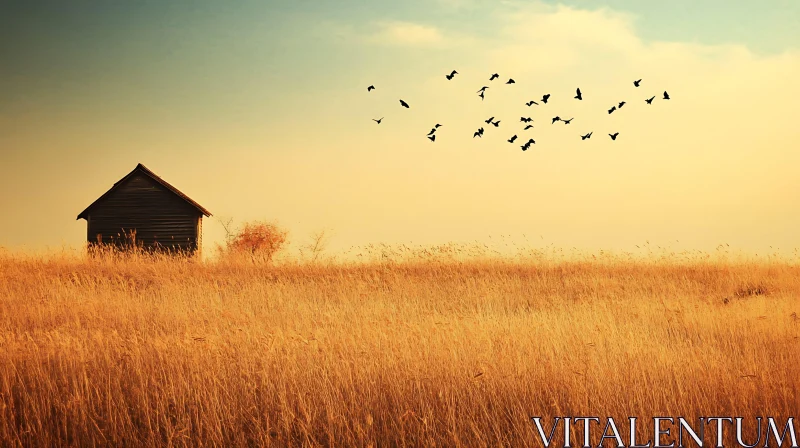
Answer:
223;220;289;263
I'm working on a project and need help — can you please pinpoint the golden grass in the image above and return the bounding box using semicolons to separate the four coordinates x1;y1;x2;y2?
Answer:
0;245;798;447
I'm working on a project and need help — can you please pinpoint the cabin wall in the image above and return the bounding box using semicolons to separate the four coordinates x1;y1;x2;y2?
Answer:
86;173;202;252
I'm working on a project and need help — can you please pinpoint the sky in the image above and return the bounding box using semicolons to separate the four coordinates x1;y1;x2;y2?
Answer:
1;0;799;257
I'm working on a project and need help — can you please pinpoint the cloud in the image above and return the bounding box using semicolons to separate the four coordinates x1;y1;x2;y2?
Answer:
365;21;447;47
484;3;799;85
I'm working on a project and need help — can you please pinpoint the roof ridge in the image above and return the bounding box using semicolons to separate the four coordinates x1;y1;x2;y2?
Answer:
76;163;212;220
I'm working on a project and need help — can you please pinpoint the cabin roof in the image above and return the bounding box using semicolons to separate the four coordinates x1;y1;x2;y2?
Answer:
76;163;212;220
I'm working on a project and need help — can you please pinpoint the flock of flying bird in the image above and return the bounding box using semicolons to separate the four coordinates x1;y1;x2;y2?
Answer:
366;70;671;150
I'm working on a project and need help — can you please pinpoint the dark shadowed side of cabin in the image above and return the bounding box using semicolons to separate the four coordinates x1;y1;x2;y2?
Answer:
77;164;212;255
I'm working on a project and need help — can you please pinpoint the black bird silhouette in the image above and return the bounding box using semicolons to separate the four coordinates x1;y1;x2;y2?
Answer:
608;106;616;114
663;91;670;100
485;117;495;124
634;79;642;87
491;120;500;127
645;96;655;104
562;118;573;125
618;101;626;108
367;85;375;92
477;86;489;93
506;78;515;84
372;117;383;124
400;100;410;108
520;117;533;123
428;134;436;142
522;138;536;151
427;128;437;136
434;124;442;128
541;94;551;104
574;88;582;100
478;127;485;135
523;124;534;130
489;73;499;81
473;130;482;138
508;135;518;143
445;70;458;80
478;91;485;100
525;100;539;106
609;132;619;140
581;132;593;140
521;138;535;151
551;116;561;124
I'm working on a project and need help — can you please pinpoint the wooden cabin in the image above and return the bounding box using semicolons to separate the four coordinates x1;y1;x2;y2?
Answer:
77;163;212;255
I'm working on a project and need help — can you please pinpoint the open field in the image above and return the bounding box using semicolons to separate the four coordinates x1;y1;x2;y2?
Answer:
0;246;798;447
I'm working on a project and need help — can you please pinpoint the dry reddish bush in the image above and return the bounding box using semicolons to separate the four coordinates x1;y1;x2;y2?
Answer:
223;220;289;263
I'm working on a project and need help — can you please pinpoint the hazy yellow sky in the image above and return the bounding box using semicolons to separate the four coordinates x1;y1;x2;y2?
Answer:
1;0;799;256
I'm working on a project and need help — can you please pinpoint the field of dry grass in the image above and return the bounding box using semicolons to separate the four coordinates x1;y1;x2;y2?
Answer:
0;245;798;447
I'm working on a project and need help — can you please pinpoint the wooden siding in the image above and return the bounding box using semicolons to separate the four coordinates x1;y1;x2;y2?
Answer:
85;173;202;252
